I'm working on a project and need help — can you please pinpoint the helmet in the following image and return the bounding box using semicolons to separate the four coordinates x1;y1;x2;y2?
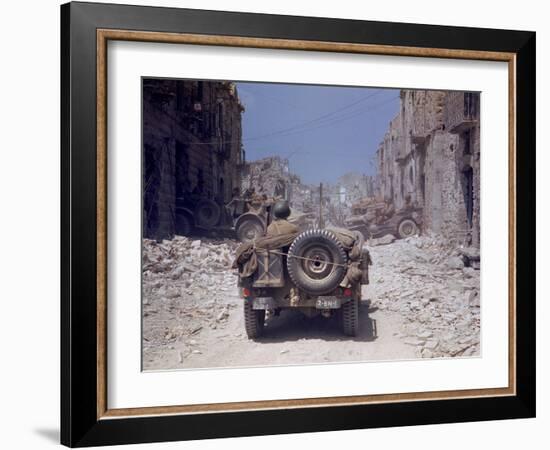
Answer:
272;200;291;219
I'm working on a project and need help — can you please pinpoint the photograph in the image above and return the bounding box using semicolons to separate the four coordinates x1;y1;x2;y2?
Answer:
141;78;481;371
55;1;536;446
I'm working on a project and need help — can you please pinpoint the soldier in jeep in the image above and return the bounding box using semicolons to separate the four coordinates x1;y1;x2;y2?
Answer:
266;200;299;237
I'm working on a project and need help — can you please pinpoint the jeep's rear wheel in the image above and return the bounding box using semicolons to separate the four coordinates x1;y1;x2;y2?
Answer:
342;298;359;336
244;300;265;339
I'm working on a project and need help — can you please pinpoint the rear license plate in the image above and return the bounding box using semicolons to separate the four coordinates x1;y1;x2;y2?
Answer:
316;297;340;309
252;297;274;310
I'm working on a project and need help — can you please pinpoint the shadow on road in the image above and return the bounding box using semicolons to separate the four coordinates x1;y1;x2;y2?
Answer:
256;301;377;343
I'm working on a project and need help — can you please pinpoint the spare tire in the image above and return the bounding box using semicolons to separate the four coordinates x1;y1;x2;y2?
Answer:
287;229;347;296
236;216;265;242
194;199;221;229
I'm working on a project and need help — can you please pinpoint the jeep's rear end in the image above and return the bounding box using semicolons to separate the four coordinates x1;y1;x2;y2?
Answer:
235;228;371;338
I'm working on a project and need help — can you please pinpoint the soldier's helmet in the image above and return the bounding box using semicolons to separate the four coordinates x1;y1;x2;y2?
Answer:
272;200;291;219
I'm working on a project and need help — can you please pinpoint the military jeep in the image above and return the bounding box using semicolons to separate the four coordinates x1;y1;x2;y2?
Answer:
234;228;371;338
344;202;423;241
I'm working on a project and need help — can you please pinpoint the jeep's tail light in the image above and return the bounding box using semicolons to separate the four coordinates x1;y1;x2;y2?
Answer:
242;288;251;297
343;288;353;297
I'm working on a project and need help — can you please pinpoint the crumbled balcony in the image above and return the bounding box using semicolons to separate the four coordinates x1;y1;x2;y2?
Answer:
445;92;479;134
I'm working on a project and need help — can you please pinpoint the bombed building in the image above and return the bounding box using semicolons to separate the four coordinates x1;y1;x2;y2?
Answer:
240;156;291;199
333;173;377;207
376;90;480;246
143;79;244;240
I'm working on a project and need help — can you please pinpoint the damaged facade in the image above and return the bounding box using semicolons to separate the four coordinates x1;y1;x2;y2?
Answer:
376;90;480;246
333;173;377;207
143;79;244;239
240;156;291;199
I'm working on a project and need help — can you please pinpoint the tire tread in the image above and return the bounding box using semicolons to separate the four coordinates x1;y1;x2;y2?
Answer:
244;300;265;339
287;229;347;295
342;298;359;336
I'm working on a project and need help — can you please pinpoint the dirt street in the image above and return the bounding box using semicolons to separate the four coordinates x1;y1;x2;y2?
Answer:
142;235;480;371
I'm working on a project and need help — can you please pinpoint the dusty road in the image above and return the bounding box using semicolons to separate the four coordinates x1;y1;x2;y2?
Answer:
143;286;415;370
142;234;479;371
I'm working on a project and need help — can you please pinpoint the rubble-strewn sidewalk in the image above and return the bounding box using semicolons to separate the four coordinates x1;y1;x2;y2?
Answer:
368;234;480;358
142;237;241;368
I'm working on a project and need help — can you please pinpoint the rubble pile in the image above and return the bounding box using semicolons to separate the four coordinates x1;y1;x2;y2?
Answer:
142;236;239;353
241;156;290;197
368;234;481;358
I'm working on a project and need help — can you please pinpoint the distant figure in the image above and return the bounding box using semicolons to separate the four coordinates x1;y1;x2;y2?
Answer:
382;201;395;220
267;200;299;236
248;191;265;214
375;199;395;224
225;187;242;218
243;186;255;200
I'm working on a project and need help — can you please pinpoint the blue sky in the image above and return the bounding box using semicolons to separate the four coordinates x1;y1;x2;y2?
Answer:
236;82;400;185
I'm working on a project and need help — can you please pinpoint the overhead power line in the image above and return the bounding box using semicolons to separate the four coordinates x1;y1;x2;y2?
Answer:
246;90;385;140
248;95;399;141
155;90;399;146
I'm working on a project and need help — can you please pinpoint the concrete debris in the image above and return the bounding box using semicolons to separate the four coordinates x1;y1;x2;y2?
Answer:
369;234;480;359
142;236;239;350
445;256;465;270
142;231;480;368
216;310;229;322
417;330;433;339
459;247;480;269
468;290;480;307
423;339;439;350
370;234;396;246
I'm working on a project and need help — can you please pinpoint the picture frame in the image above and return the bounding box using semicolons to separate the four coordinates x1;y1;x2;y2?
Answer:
60;1;535;447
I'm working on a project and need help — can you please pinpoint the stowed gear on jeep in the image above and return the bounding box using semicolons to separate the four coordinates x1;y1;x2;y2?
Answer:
232;201;372;339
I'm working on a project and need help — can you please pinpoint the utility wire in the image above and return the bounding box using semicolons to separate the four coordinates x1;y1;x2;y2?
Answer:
175;93;398;146
146;90;398;147
247;95;399;142
246;90;385;140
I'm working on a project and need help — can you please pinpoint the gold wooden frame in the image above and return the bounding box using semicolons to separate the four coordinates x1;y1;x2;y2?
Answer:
96;29;516;420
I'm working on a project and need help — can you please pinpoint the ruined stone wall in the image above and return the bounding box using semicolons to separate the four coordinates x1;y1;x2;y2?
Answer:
143;82;177;239
143;79;244;240
377;114;403;206
444;92;481;247
375;89;480;246
410;90;445;136
471;125;481;246
423;131;462;236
